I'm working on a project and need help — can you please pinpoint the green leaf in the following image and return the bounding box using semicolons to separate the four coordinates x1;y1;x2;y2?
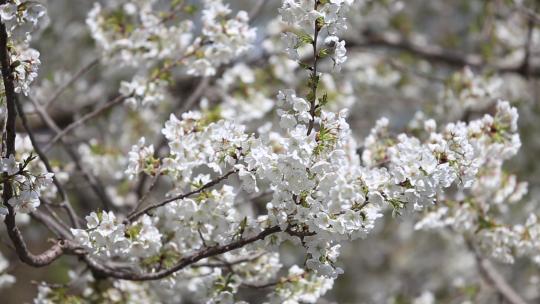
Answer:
318;48;330;58
296;31;314;47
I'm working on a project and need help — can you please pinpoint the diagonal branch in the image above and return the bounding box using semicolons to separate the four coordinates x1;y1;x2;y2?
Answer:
44;57;100;109
28;96;115;211
349;30;540;77
515;3;540;24
84;225;281;281
127;168;238;222
43;94;130;152
14;96;80;228
465;238;527;304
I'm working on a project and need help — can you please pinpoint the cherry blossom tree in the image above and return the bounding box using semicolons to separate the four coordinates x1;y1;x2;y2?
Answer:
0;0;539;303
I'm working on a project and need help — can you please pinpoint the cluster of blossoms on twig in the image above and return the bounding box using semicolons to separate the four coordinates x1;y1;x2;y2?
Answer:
0;0;45;95
0;135;54;215
410;101;537;264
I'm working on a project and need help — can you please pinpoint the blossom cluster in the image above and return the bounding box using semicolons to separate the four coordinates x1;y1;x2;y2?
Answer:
279;0;352;70
88;0;256;108
71;212;161;260
0;136;55;214
0;1;44;95
66;1;527;302
266;265;333;304
9;45;40;95
158;111;249;189
410;101;535;264
113;95;523;298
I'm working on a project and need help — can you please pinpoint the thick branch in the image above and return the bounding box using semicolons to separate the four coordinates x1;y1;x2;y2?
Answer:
350;31;540;77
0;18;72;267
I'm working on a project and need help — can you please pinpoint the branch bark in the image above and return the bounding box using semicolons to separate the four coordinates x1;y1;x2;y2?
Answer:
350;30;540;77
84;225;281;281
28;96;115;211
43;94;129;152
465;239;527;304
14;95;80;228
0;16;72;267
127;168;238;222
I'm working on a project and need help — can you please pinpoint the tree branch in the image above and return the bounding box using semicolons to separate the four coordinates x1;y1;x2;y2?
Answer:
465;239;527;304
44;57;100;109
127;168;238;222
14;95;80;228
28;96;115;211
43;94;129;152
350;30;540;77
0;17;74;267
84;225;281;281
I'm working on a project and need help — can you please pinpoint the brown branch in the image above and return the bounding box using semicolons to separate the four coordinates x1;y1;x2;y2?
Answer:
192;252;266;269
465;239;527;304
127;168;238;222
31;209;72;239
43;94;129;152
350;31;540;77
248;0;268;23
306;1;322;136
521;18;535;78
84;225;281;281
0;16;75;267
28;96;115;211
44;57;100;109
40;202;71;233
241;272;307;289
14;96;80;228
515;3;540;24
134;77;210;199
130;173;160;216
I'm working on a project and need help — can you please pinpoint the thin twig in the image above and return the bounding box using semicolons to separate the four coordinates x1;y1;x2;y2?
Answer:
307;1;322;136
520;18;535;78
130;173;160;215
43;94;129;152
192;252;266;268
515;3;540;24
41;202;71;232
28;96;115;211
248;0;267;22
14;96;80;228
128;168;238;222
83;225;282;281
465;238;527;304
31;209;72;239
44;57;100;109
